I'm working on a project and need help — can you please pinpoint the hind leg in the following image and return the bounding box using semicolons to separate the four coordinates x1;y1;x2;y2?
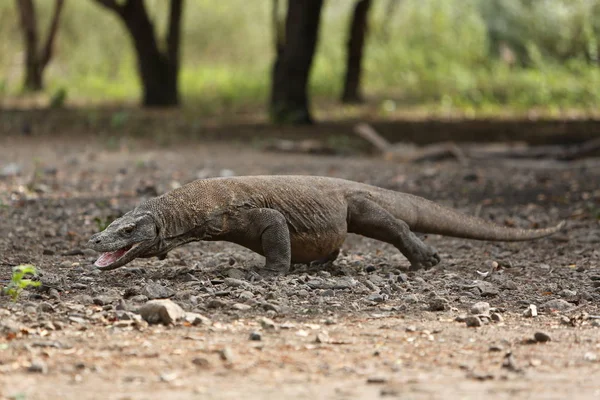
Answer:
347;196;440;270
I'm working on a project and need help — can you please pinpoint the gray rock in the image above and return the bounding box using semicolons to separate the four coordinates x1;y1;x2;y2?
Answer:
542;299;572;312
224;278;250;288
192;357;210;368
37;302;55;313
523;304;538;318
558;289;577;298
129;295;149;303
465;316;482;327
232;303;252;311
184;312;211;326
534;331;551;343
259;317;276;330
1;162;21;177
296;289;310;298
238;291;254;301
428;297;448;311
470;302;490;315
475;281;499;297
366;293;386;303
224;268;245;280
249;332;262;341
138;299;185;325
28;359;48;374
142;282;175;299
93;295;118;306
490;313;504;323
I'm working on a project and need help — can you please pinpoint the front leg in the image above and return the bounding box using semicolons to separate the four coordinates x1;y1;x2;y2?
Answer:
226;208;292;275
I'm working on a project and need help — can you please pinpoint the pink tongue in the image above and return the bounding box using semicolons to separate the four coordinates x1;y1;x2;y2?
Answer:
95;248;128;267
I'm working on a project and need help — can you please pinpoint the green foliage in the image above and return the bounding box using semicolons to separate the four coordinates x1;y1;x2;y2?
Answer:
2;265;41;301
1;0;600;113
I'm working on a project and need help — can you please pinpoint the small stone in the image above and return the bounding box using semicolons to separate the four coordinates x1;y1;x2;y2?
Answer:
249;332;262;341
534;332;551;343
219;347;234;362
560;316;572;325
316;332;330;343
465;316;482;327
558;289;577;298
523;304;538;318
542;299;572;312
259;317;276;330
475;281;499;297
489;344;504;352
428;297;448;312
142;282;175;299
231;303;252;311
28;359;48;374
71;283;88;290
192;357;210;368
129;295;149;303
138;299;185;325
42;249;55;255
160;372;178;382
224;268;245;280
296;289;310;298
48;288;60;301
321;289;335;297
93;296;117;306
584;352;598;362
470;302;490;315
366;293;386;303
37;302;55;313
238;291;254;300
184;312;211;326
490;313;504;323
366;377;387;384
223;278;249;288
404;294;419;303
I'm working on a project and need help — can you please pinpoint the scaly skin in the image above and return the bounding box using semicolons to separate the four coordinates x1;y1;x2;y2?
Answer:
87;176;564;273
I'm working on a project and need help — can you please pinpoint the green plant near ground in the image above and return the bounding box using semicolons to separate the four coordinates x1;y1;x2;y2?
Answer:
2;264;41;301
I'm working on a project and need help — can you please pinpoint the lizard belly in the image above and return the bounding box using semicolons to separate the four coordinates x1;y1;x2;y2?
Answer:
290;232;346;263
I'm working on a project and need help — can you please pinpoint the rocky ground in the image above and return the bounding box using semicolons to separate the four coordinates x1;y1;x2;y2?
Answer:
1;133;599;399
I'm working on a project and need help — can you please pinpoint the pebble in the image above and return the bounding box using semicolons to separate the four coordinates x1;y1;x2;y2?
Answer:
223;278;249;288
192;357;210;368
490;313;504;323
534;332;551;343
523;304;538;318
316;332;330;343
470;302;490;315
28;359;48;374
93;296;118;306
231;303;252;311
184;312;211;326
584;352;598;362
296;289;310;298
259;317;276;330
475;281;499;297
138;299;185;325
428;297;448;312
558;289;577;298
37;302;55;313
249;332;262;341
542;299;572;312
465;316;482;327
129;295;149;303
142;282;175;300
238;291;254;300
366;293;386;303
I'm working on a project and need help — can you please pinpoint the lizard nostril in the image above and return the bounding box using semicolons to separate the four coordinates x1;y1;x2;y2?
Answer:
94;238;101;244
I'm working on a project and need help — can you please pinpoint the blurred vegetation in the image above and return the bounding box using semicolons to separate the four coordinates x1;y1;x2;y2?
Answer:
1;0;600;116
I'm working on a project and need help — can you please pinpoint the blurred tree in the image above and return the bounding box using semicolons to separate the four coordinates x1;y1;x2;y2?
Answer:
270;0;323;124
15;0;65;92
341;0;371;104
93;0;183;107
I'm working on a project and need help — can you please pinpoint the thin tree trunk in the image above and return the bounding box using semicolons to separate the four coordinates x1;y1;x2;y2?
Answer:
15;0;64;91
93;0;183;107
270;0;323;124
341;0;371;104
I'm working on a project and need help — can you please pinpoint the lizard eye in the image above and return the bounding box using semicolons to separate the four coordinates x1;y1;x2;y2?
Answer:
121;224;135;234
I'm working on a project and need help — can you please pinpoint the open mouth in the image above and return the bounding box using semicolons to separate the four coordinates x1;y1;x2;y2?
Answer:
94;244;137;268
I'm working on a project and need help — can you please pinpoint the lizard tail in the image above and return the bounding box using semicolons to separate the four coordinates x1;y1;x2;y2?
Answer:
390;193;564;241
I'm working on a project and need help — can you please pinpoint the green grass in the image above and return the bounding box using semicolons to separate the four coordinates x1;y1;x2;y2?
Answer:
1;0;600;117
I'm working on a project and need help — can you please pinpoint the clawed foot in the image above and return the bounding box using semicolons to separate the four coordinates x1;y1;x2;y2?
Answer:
254;262;290;278
406;241;441;271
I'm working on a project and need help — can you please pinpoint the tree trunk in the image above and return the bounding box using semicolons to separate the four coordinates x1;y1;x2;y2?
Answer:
15;0;64;92
341;0;371;104
93;0;183;107
270;0;323;124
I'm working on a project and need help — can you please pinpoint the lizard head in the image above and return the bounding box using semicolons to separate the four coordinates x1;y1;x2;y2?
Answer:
87;210;159;270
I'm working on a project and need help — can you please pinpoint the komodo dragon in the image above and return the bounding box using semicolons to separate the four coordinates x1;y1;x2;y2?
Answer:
87;175;564;273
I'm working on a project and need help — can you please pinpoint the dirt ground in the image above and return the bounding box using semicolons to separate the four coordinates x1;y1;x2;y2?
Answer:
1;130;600;400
